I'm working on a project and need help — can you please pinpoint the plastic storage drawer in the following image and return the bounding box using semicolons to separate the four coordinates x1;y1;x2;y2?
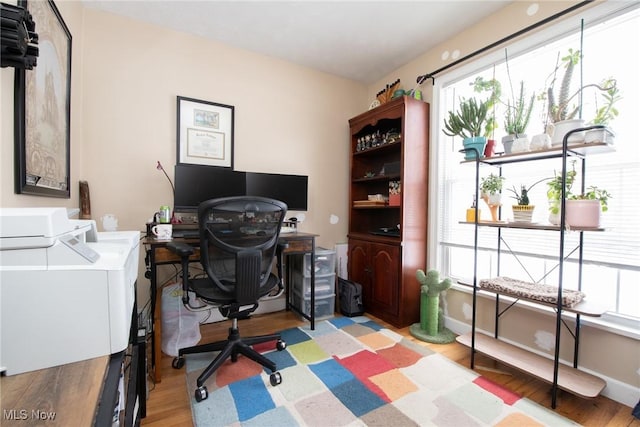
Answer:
292;290;335;320
292;271;335;298
292;248;337;277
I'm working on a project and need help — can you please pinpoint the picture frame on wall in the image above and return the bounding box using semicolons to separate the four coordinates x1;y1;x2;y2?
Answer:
14;0;72;198
177;96;234;168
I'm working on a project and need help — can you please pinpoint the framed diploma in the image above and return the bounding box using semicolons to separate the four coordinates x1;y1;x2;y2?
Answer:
177;96;234;168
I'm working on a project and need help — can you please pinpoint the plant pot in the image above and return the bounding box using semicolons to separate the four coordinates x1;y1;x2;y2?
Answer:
551;119;586;146
512;205;535;222
584;127;615;145
481;192;501;221
481;192;501;206
512;135;530;153
565;199;601;228
462;137;486;160
484;139;496;157
547;199;563;225
501;135;515;154
530;133;551;151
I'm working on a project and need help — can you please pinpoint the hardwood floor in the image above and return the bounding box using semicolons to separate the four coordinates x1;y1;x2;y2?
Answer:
142;311;639;427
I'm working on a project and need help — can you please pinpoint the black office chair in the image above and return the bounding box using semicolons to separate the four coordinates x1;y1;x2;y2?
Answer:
168;196;288;402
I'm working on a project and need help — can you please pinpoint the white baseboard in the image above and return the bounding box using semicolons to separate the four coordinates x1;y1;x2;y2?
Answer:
444;315;639;409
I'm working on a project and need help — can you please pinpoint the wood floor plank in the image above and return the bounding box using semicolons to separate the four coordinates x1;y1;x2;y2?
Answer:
141;311;639;427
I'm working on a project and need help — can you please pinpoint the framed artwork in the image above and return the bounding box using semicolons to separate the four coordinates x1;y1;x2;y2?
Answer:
177;96;234;168
14;0;72;198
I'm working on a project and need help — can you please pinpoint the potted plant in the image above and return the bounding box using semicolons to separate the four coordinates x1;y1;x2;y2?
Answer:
585;77;621;144
480;173;505;221
542;49;618;145
472;77;501;157
546;160;610;227
504;81;535;153
507;178;548;222
547;160;577;225
443;97;488;160
566;186;611;228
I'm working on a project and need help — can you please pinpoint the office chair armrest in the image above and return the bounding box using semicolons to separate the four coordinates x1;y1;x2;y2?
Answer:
166;241;195;305
167;241;195;258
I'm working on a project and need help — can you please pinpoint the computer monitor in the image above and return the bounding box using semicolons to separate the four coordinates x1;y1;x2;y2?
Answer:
245;172;308;211
173;164;246;212
174;164;309;212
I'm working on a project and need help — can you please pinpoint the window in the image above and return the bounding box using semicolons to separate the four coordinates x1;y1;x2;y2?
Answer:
433;3;640;330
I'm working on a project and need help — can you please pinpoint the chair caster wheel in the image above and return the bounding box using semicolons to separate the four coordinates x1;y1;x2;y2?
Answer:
276;340;286;351
269;371;282;386
172;357;185;369
195;386;208;402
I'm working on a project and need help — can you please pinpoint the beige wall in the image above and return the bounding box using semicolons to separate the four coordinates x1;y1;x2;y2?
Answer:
79;8;363;245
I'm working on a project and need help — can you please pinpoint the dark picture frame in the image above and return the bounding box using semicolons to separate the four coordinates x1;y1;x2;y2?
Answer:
14;0;72;198
177;96;234;168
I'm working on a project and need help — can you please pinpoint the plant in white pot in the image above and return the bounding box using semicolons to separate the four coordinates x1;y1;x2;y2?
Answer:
504;81;535;153
443;97;488;160
480;173;505;221
547;161;577;225
585;77;622;144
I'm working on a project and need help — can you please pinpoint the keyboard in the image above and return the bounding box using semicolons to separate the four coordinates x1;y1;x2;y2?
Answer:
173;229;199;238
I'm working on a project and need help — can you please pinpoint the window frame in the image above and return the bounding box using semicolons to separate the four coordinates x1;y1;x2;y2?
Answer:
428;1;640;337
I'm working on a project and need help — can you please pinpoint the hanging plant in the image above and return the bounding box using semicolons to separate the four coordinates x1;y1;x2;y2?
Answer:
541;49;619;125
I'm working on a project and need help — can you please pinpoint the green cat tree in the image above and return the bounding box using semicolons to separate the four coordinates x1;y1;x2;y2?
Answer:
409;269;456;344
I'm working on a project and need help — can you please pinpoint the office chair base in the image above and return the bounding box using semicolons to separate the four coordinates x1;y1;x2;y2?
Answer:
192;372;279;403
195;386;208;402
172;325;286;402
269;371;282;386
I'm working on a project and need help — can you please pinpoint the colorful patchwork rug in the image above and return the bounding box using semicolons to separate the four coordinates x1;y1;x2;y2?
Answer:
185;316;578;426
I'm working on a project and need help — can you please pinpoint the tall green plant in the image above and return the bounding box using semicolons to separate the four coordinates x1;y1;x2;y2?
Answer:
443;97;488;139
472;77;501;138
547;49;581;122
504;81;535;135
543;49;618;125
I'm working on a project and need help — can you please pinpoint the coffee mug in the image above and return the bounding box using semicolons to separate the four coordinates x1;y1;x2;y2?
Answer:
152;224;172;240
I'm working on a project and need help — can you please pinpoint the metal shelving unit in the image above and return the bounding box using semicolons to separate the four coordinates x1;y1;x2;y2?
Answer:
458;126;613;408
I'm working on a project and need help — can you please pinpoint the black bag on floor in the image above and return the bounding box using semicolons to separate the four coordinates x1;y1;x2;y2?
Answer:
338;278;364;317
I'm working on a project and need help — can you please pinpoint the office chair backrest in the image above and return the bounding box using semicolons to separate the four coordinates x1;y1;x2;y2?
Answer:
198;197;287;305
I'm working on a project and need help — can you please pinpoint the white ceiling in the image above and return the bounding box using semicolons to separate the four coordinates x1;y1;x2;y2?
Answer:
83;1;511;84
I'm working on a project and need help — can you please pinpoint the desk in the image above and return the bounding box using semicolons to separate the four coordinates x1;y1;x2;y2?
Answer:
143;231;317;383
0;356;108;426
0;349;145;427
